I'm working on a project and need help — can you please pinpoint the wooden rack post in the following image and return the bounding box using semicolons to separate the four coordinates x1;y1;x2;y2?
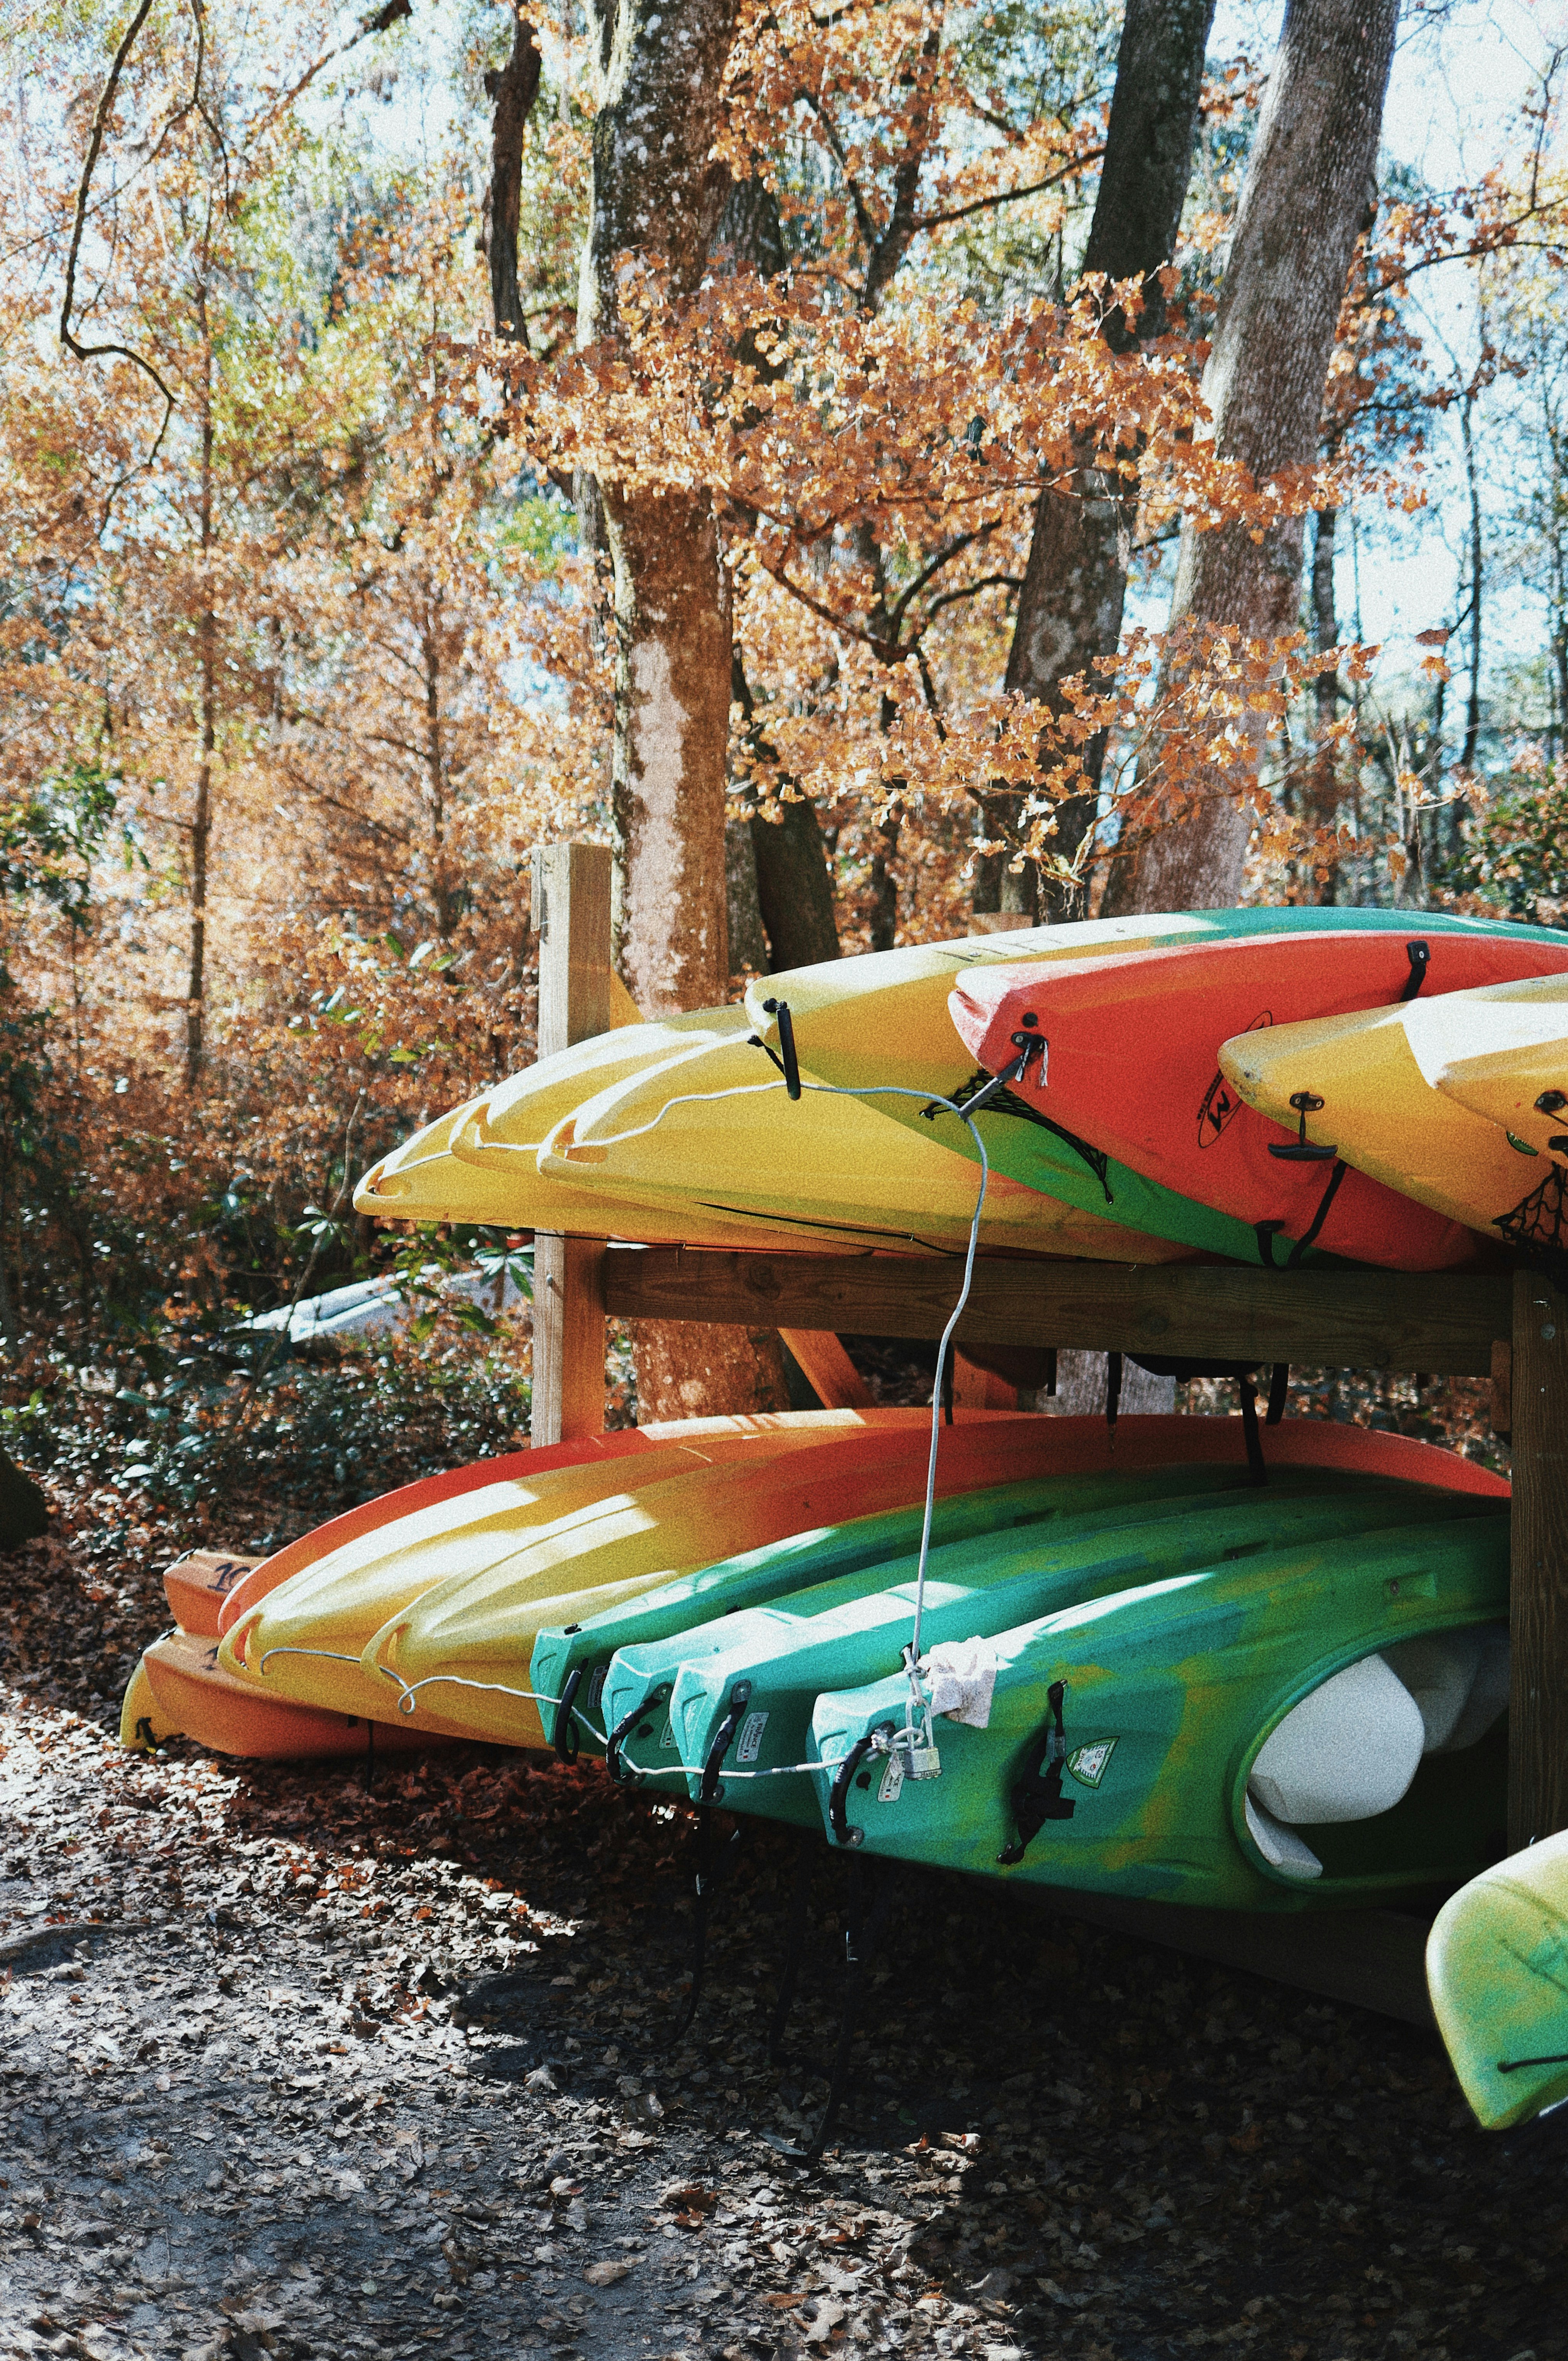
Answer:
1508;1267;1568;1849
529;843;610;1446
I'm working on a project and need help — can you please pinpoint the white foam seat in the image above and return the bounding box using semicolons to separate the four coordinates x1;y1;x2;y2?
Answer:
1243;1793;1323;1881
1431;1622;1510;1755
1248;1653;1425;1825
1380;1628;1488;1751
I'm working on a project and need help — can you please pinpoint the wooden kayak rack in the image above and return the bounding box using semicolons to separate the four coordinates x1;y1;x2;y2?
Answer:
526;843;1568;2028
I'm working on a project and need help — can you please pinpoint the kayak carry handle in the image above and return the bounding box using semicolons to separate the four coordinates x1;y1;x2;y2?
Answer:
606;1682;671;1786
1399;940;1430;1001
553;1666;583;1765
998;1681;1076;1865
760;999;802;1101
698;1678;754;1804
1267;1091;1339;1163
828;1723;896;1847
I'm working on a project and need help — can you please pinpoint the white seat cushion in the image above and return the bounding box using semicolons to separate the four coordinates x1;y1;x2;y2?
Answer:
1249;1653;1425;1825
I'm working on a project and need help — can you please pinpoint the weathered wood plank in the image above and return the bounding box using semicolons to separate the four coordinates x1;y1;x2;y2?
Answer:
1509;1267;1568;1848
603;1248;1510;1374
531;844;612;1445
778;1330;872;1410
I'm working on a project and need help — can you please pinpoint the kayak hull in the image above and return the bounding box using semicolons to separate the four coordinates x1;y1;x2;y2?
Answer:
810;1510;1511;1911
1428;1832;1568;2127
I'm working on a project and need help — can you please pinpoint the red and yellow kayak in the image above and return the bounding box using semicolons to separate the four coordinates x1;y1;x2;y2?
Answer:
951;929;1568;1267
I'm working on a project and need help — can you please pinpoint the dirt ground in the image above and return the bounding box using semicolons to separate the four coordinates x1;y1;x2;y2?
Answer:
3;1497;1567;2361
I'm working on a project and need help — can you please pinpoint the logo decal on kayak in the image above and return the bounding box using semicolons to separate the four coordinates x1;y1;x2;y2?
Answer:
1197;1011;1271;1148
586;1665;607;1711
878;1753;905;1805
1066;1738;1117;1788
659;1714;677;1750
736;1710;770;1763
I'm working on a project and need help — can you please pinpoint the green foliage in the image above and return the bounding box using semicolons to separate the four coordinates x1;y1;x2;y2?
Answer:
1453;757;1568;925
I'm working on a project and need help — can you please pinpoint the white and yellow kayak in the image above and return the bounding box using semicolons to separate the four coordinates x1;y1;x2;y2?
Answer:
1216;996;1554;1243
355;1015;831;1249
217;1411;914;1732
1401;978;1568;1163
538;1031;1186;1262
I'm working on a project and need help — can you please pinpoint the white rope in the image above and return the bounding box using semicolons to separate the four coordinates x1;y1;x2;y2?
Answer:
255;1646;607;1741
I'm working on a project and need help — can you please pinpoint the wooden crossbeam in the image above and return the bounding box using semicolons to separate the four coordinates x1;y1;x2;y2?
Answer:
604;1248;1511;1375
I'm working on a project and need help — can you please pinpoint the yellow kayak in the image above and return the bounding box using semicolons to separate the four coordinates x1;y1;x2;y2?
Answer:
1428;1831;1568;2129
353;1409;1112;1748
1216;1001;1541;1241
357;1020;861;1252
538;1032;1180;1261
1401;978;1568;1162
218;1410;938;1731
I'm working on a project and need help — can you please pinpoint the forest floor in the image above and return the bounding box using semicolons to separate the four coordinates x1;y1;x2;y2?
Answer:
0;1367;1556;2361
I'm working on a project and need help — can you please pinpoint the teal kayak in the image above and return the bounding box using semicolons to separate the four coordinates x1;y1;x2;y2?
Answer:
600;1479;1499;1833
531;1459;1327;1760
808;1508;1510;1910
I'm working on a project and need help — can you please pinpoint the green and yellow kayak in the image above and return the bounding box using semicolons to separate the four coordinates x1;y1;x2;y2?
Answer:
808;1506;1510;1910
606;1480;1500;1838
1428;1834;1568;2129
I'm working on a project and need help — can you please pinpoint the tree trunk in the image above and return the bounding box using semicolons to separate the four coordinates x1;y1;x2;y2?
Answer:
716;179;843;968
731;647;841;970
186;320;215;1092
482;8;543;342
580;0;787;1419
579;0;741;1015
1460;384;1484;771
1103;0;1399;916
751;794;842;969
1306;505;1342;894
986;0;1216;924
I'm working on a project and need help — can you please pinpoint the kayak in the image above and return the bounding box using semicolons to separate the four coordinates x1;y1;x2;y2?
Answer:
746;910;1562;1264
122;1629;440;1762
535;1418;1506;1767
163;1549;264;1639
1217;996;1559;1244
356;1074;832;1253
535;1456;1331;1761
537;1033;1187;1262
950;932;1568;1267
216;1411;1047;1742
605;1479;1501;1832
1400;978;1568;1162
347;1413;1128;1748
1427;1833;1568;2128
807;1502;1509;1909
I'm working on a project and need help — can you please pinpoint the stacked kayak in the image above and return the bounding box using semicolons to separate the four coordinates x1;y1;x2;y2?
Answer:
352;905;1568;1268
129;1409;1146;1757
520;1421;1509;1909
1428;1834;1568;2128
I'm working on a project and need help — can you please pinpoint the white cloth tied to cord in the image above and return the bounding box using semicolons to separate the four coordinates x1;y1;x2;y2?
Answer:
920;1637;998;1729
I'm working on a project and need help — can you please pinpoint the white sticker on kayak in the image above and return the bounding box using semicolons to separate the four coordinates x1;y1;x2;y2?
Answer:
586;1666;606;1711
1066;1738;1117;1789
877;1753;905;1806
736;1711;770;1764
659;1714;677;1750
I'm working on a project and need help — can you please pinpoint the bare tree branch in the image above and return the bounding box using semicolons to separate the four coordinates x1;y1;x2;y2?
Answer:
59;0;177;457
